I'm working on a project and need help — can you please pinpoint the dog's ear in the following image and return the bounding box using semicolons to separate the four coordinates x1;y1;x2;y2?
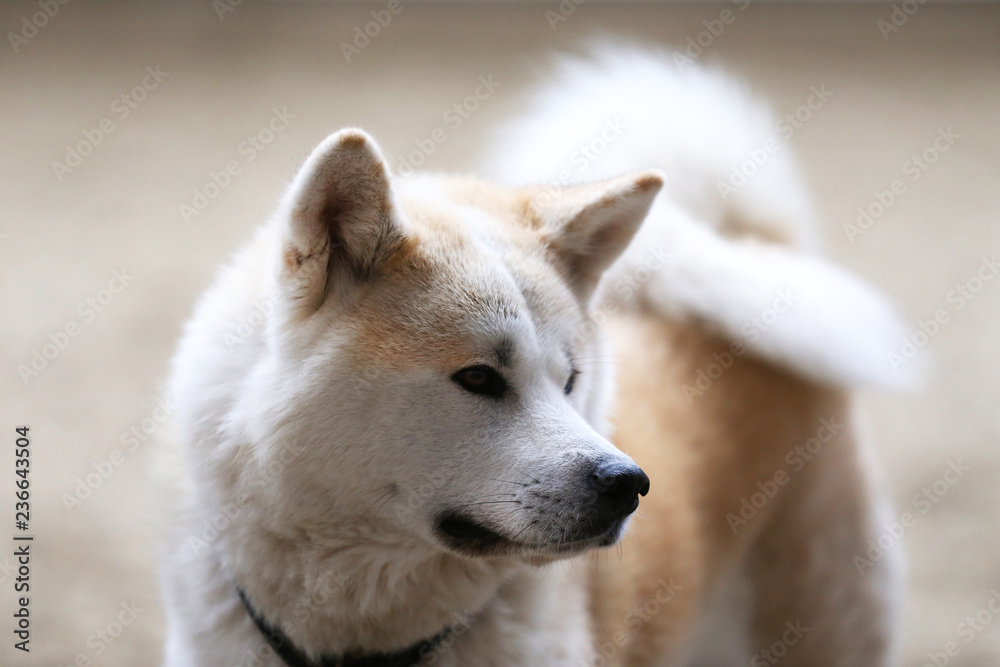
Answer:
277;128;406;315
534;171;664;301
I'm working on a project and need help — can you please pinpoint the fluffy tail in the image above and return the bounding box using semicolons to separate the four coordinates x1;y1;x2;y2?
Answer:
485;45;915;388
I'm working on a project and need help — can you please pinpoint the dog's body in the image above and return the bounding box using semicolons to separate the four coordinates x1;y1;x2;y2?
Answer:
162;49;904;666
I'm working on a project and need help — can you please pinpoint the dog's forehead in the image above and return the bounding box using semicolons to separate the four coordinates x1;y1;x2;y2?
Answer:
343;177;583;368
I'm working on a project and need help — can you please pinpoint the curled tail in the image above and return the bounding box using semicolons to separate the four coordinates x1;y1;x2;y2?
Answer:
486;44;914;388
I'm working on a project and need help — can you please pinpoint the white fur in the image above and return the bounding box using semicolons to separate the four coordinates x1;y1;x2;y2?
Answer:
162;48;905;667
487;45;913;389
161;126;662;665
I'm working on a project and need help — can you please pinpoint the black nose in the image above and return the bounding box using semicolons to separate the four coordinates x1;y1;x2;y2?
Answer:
590;460;650;519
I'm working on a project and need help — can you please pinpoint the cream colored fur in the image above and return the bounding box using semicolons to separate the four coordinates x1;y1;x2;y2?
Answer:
488;45;913;389
162;47;900;667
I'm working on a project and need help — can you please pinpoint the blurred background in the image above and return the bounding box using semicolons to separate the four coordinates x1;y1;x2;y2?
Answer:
1;1;998;665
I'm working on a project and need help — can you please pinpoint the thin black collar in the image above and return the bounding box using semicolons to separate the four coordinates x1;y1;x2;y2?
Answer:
237;587;451;667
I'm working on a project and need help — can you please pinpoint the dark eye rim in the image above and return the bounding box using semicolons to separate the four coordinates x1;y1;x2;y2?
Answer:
451;365;508;399
564;369;580;395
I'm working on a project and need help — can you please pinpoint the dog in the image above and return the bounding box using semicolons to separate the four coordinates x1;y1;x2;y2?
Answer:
161;47;906;666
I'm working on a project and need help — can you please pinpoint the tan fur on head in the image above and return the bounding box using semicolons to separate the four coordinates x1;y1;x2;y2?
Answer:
528;171;663;300
164;127;667;664
278;128;406;314
280;128;663;314
165;48;899;666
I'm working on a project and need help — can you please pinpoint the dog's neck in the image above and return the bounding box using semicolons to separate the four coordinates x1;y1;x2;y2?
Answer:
236;584;457;667
212;511;520;658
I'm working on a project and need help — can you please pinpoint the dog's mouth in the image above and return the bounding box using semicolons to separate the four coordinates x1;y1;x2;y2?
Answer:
438;515;508;546
435;512;628;558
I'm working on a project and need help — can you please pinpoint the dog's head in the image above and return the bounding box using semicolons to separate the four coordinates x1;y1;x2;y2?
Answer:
203;129;662;563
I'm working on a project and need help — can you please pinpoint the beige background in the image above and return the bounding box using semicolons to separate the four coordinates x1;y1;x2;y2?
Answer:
1;1;998;665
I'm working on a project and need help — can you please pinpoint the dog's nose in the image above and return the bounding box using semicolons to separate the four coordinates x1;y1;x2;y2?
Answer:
590;459;650;519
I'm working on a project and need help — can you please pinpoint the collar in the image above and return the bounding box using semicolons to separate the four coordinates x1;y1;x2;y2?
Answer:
237;587;451;667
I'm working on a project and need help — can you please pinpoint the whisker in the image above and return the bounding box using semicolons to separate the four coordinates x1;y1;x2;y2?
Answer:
449;499;523;509
365;485;399;515
508;522;535;543
511;468;542;485
479;476;528;487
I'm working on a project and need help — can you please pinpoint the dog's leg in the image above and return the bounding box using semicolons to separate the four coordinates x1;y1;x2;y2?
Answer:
743;407;899;667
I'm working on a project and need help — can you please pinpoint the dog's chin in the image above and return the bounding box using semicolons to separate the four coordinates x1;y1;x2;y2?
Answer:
435;513;629;560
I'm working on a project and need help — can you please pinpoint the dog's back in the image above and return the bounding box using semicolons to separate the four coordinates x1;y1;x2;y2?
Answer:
161;46;906;667
489;46;904;665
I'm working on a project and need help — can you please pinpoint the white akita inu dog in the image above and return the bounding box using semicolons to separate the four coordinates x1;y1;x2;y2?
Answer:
163;49;905;666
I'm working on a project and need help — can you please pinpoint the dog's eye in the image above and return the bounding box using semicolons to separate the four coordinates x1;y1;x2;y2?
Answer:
452;365;507;398
564;369;580;395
